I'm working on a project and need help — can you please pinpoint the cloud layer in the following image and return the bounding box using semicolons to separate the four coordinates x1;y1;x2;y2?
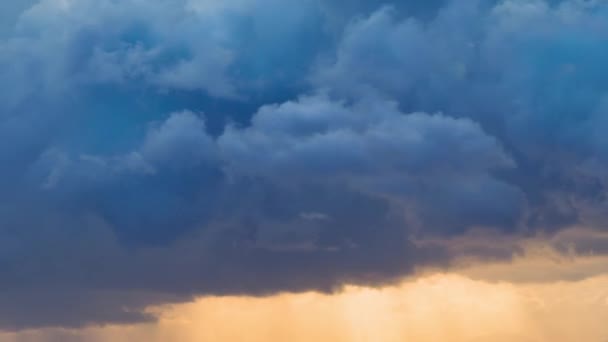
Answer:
2;0;608;330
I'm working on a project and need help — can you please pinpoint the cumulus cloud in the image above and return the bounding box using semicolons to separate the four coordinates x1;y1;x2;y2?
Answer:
315;0;608;229
220;94;513;177
1;0;608;331
219;93;522;234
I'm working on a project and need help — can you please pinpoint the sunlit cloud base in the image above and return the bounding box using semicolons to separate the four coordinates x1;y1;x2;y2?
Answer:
4;253;608;342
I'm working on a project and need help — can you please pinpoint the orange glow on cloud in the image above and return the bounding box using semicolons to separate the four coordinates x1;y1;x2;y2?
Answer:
4;268;608;342
156;274;529;342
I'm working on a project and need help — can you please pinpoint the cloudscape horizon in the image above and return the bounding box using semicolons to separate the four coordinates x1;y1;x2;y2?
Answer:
2;0;608;341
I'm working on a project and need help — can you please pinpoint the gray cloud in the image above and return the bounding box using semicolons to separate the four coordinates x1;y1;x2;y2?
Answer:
1;0;608;331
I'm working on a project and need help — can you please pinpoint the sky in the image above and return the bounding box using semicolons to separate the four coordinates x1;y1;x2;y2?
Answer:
1;0;608;341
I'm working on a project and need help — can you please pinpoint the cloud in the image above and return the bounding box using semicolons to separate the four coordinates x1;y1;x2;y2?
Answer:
0;91;514;328
315;0;608;230
5;270;608;342
1;0;608;331
220;94;513;177
219;93;522;234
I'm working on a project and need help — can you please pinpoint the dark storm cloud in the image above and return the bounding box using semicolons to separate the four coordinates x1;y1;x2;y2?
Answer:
1;0;608;330
218;93;522;234
315;0;608;230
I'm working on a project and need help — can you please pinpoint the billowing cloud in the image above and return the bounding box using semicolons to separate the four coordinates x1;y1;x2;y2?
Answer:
1;0;608;332
219;93;522;234
315;0;608;230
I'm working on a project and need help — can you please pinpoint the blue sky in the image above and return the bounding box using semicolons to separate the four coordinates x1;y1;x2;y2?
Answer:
2;0;608;336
